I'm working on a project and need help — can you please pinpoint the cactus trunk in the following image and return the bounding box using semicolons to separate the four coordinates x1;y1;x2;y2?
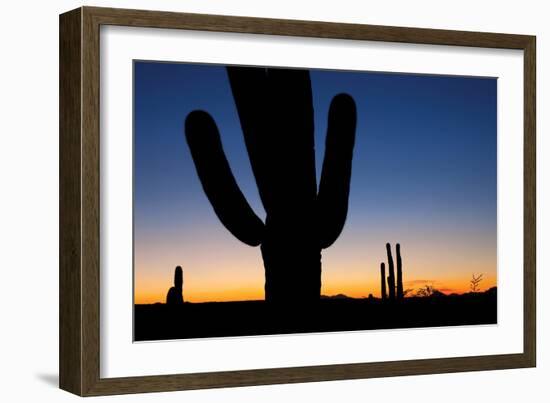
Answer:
260;213;322;302
261;240;321;302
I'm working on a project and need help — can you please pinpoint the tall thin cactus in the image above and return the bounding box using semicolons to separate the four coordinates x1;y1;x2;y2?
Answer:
380;262;387;300
386;243;396;301
382;243;404;301
185;67;357;303
396;243;404;300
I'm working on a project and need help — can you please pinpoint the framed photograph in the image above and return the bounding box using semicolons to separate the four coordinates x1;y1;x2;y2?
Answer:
59;6;536;396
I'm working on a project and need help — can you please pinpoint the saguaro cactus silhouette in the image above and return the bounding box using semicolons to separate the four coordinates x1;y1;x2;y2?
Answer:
166;265;184;305
396;243;404;300
380;263;387;300
382;243;404;301
185;67;357;303
386;243;396;301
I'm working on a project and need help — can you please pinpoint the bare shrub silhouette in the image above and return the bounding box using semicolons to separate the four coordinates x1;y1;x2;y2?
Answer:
470;273;484;293
185;67;357;303
415;284;443;298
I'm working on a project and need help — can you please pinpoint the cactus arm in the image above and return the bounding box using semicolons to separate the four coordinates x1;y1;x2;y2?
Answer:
185;110;265;246
317;93;357;249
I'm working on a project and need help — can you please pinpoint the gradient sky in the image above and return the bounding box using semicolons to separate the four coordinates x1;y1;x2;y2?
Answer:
134;61;497;304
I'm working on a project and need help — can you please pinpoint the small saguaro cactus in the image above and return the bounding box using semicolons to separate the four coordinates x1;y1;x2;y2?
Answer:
381;243;404;301
185;67;357;303
396;243;404;300
386;243;396;301
166;266;184;305
380;262;387;300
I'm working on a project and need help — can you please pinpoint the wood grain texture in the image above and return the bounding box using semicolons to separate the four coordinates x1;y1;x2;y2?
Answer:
523;38;536;367
59;6;537;396
59;8;82;396
81;7;102;396
85;6;532;49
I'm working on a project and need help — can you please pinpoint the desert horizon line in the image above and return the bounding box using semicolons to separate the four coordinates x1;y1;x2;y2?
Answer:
134;277;497;304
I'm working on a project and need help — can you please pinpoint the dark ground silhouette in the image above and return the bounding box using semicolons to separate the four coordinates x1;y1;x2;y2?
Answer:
185;67;357;303
134;287;496;341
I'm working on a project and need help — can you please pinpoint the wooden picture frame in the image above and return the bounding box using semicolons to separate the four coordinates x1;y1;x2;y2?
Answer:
59;6;536;396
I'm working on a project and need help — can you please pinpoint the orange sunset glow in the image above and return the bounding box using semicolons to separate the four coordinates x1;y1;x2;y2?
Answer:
134;221;497;304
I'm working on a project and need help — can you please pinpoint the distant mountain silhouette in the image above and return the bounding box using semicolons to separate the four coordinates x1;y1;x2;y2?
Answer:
321;293;353;300
485;286;497;295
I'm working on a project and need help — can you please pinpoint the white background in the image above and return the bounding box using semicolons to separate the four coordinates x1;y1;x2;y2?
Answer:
0;0;546;401
101;26;524;378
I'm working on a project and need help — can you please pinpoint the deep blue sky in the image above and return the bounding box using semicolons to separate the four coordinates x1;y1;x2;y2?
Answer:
133;61;497;302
